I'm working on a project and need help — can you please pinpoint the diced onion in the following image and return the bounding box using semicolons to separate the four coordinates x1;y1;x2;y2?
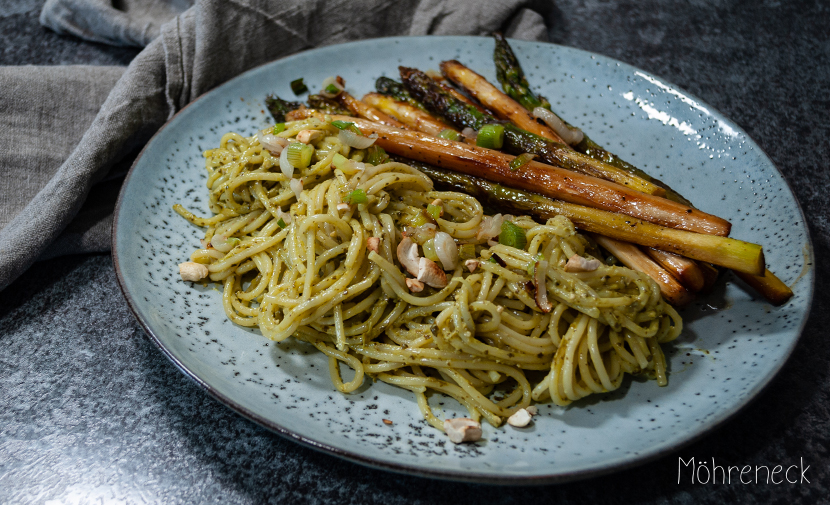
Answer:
279;144;294;179
408;223;437;245
477;213;504;241
338;129;378;149
289;178;303;200
533;107;584;145
434;231;458;270
257;131;289;154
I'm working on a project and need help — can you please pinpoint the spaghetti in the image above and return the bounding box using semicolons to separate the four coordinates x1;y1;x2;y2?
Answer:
174;118;682;431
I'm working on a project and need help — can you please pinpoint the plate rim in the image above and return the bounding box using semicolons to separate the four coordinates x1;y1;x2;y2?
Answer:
112;34;815;485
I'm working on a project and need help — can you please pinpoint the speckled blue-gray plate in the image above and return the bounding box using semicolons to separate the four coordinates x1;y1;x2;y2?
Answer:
113;36;813;484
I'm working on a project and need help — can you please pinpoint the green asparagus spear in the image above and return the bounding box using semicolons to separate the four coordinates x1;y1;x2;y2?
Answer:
399;66;662;195
406;160;762;275
493;32;550;111
492;33;690;205
398;68;491;129
307;94;352;116
265;95;304;123
492;34;792;303
375;77;427;111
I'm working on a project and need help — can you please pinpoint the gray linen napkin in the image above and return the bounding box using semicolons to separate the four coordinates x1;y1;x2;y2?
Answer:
0;0;549;291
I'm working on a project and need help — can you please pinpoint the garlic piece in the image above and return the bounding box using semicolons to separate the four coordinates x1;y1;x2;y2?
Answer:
443;418;482;444
179;262;209;282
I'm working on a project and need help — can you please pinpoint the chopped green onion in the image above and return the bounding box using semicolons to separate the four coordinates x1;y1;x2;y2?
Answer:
286;142;314;168
346;188;368;205
330;120;361;135
331;120;353;130
365;145;388;165
422;239;439;262
272;123;286;135
426;203;443;221
499;220;527;250
290;78;308;95
459;243;476;260
509;153;536;171
324;83;341;95
437;129;461;141
476;124;505;149
277;217;287;229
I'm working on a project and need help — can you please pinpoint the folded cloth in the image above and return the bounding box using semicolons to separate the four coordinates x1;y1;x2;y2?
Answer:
0;0;549;291
40;0;195;47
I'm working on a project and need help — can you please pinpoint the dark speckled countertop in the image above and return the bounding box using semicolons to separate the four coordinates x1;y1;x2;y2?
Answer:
1;1;828;503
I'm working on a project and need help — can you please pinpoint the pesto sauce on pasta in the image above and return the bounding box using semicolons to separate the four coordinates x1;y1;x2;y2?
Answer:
174;118;682;431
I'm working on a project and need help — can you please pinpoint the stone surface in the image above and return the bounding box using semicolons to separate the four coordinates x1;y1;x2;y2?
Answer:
1;0;828;503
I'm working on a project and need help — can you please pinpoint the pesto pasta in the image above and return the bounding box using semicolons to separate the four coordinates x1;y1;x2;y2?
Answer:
175;118;682;432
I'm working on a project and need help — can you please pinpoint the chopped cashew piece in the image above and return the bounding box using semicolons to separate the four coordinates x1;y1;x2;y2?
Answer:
296;129;324;144
564;254;602;273
367;237;381;254
396;236;420;277
417;257;448;288
179;262;209;282
464;259;480;273
443;418;482;443
525;405;538;416
405;278;425;292
336;203;351;212
507;408;533;428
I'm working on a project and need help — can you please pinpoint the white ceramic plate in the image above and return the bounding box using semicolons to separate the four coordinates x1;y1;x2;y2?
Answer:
113;36;814;484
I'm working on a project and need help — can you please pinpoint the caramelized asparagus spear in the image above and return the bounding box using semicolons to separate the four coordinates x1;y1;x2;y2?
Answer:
362;92;456;137
375;77;427;111
492;34;792;304
336;89;406;128
734;269;793;306
645;247;706;292
307;94;351;115
492;33;690;205
410;162;763;276
593;235;693;306
365;92;704;297
377;75;701;293
300;114;732;236
492;32;550;111
398;67;664;196
441;59;562;141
